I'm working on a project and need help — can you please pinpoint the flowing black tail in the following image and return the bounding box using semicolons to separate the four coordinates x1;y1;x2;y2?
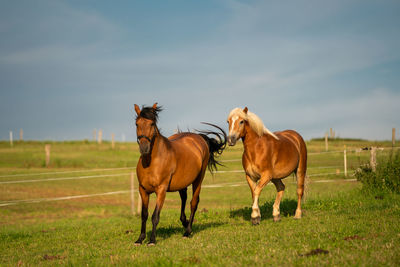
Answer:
197;122;227;173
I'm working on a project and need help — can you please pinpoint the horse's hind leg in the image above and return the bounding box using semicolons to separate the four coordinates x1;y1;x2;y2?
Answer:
179;188;189;228
271;179;285;222
184;170;206;237
294;168;306;219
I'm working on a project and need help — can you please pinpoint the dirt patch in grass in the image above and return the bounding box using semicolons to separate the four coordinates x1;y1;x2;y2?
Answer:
300;248;329;257
42;254;65;261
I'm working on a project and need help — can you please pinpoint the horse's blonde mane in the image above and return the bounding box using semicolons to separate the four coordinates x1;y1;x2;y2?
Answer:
228;108;279;140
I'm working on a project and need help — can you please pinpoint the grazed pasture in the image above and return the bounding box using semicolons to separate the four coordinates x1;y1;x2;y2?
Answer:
0;139;399;266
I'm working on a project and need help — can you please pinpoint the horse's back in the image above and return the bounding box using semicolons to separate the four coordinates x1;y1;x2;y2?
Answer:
275;130;306;153
167;132;209;190
168;132;208;157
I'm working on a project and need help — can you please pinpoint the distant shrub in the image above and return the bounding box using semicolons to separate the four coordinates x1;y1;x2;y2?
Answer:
355;151;400;193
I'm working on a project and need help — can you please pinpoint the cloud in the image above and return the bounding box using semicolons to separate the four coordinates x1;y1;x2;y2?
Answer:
1;0;399;141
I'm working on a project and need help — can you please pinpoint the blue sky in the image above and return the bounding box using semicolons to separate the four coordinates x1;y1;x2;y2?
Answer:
1;0;399;141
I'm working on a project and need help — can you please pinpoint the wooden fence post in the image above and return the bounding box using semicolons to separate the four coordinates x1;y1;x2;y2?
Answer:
19;129;23;141
393;128;396;146
111;133;115;149
325;133;328;151
344;145;347;177
98;129;102;144
130;172;135;215
9;131;13;147
370;147;377;172
330;128;333;139
45;144;51;167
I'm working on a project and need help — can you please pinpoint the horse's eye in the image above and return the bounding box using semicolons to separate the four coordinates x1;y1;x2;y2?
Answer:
227;120;229;124
151;123;155;127
240;120;244;124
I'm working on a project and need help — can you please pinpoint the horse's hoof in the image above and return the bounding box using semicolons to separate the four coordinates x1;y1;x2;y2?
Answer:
251;216;261;225
294;210;302;219
134;242;142;246
147;242;156;246
273;215;281;222
183;231;191;238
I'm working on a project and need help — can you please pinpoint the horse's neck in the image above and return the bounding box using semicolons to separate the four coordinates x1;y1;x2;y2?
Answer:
152;133;172;155
242;125;274;153
142;133;170;166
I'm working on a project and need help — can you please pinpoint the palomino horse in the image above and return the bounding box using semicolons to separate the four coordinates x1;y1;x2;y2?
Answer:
134;103;226;245
227;107;307;224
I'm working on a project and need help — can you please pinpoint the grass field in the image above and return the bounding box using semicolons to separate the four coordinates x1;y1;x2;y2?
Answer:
0;139;399;266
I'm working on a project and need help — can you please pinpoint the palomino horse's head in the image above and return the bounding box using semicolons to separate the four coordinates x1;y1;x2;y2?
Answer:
227;107;248;146
134;103;162;155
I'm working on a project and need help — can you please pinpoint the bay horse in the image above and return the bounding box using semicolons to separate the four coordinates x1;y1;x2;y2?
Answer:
227;107;307;225
134;103;226;245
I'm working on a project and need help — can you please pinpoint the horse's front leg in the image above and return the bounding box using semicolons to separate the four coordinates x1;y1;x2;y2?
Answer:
271;179;285;222
148;186;167;245
245;174;257;203
251;173;271;225
135;186;149;245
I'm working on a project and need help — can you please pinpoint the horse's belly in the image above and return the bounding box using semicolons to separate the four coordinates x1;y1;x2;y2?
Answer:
168;167;201;191
272;158;299;178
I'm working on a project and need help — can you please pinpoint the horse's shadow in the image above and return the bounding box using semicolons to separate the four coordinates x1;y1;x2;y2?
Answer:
149;221;226;240
229;199;298;221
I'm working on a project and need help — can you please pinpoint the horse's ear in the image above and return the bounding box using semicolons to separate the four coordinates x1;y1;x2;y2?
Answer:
243;107;248;114
134;104;141;115
152;102;158;109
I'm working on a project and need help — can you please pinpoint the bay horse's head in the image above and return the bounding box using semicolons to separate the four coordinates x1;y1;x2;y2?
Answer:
227;107;248;146
134;103;162;155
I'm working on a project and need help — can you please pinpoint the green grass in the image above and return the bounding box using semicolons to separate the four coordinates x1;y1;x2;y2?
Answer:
0;139;399;266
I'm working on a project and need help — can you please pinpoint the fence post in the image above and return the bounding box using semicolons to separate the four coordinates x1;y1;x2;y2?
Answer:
370;147;377;172
344;145;347;177
325;133;328;151
111;133;115;149
130;172;135;215
393;128;396;146
98;129;102;144
9;131;13;147
19;129;23;141
45;144;51;167
330;128;333;138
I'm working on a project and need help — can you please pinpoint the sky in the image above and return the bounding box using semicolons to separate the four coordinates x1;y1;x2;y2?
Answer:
1;0;399;141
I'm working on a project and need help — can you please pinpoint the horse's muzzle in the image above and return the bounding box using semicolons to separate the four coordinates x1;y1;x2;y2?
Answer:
227;135;238;146
139;141;151;155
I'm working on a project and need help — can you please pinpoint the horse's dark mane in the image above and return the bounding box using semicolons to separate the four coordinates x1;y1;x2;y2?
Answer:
137;105;163;123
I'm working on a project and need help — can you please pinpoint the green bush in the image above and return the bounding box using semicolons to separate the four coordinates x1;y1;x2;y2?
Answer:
355;151;400;193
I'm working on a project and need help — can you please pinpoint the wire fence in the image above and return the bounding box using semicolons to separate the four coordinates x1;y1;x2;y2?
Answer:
1;146;398;208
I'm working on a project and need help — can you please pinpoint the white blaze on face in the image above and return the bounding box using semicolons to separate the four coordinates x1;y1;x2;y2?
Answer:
229;115;239;136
